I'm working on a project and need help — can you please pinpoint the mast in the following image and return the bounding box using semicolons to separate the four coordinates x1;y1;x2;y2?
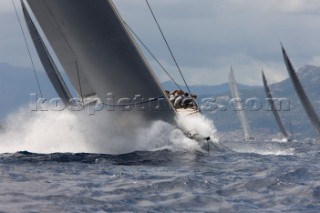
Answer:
281;45;320;135
21;0;73;105
229;68;253;141
262;71;289;139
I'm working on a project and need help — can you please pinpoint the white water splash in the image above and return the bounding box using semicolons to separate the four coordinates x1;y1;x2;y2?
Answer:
271;138;289;143
221;141;295;156
175;113;218;143
0;107;218;154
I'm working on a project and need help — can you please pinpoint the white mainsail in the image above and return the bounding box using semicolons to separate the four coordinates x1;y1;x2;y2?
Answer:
25;0;176;124
229;68;254;141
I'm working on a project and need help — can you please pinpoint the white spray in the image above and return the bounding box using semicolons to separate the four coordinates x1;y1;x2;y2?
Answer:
0;106;219;154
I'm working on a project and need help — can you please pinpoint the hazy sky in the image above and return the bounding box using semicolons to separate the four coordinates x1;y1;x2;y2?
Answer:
1;0;320;86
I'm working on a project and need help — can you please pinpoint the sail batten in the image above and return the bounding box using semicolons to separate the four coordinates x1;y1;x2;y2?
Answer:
229;68;253;141
281;45;320;135
262;71;289;139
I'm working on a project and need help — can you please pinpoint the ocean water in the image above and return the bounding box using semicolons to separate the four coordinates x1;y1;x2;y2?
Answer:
0;111;320;212
1;141;320;212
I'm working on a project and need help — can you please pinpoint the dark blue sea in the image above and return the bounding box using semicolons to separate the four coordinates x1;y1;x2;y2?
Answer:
1;140;320;213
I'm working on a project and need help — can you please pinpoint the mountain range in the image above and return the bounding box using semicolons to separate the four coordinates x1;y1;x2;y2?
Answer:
162;81;256;96
0;63;58;120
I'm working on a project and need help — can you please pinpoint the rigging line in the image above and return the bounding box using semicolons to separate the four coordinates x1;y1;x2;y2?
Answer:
123;21;182;91
145;0;192;95
75;61;84;102
11;0;43;98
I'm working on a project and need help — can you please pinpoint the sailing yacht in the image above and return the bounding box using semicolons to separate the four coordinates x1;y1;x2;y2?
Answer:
262;71;291;141
229;68;255;141
21;0;211;145
281;45;320;136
